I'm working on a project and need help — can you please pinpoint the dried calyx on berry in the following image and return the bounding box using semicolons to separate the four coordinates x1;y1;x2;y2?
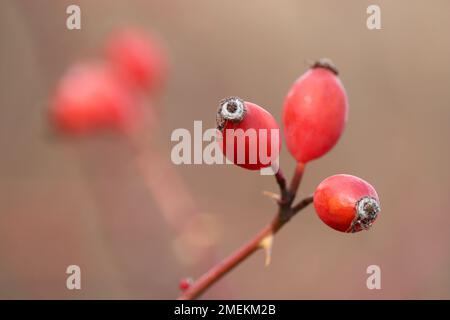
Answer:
216;97;246;131
311;58;339;75
347;196;381;233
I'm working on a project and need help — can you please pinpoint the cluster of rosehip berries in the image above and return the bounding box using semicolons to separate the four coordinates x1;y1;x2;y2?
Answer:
216;59;380;233
50;28;167;134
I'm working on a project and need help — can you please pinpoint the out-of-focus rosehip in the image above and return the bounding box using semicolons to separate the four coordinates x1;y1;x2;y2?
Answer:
217;97;281;171
283;58;348;164
50;62;135;134
313;174;380;233
106;28;167;92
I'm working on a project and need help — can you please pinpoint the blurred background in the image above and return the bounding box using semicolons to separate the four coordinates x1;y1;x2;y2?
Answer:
1;0;450;299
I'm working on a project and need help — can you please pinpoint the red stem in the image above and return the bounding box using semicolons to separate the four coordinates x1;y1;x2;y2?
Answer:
178;163;310;300
178;217;281;300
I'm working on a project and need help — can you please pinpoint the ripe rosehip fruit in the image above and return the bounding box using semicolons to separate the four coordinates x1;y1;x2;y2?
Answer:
217;97;281;171
106;29;167;92
283;59;349;163
313;174;380;233
50;63;135;134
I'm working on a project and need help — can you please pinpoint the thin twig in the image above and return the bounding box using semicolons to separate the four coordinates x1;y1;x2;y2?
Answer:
274;169;287;194
289;162;306;197
178;163;310;300
293;194;314;214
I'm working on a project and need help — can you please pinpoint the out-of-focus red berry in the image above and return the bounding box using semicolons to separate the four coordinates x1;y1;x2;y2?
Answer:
313;174;380;233
106;29;167;93
50;62;136;134
283;59;348;164
217;97;281;171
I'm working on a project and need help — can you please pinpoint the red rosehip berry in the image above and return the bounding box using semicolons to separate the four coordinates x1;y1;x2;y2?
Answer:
217;97;281;171
179;278;193;291
313;174;380;233
50;62;136;134
283;59;349;164
106;28;167;92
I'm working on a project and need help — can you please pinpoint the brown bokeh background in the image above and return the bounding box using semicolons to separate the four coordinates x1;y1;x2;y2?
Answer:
1;0;450;299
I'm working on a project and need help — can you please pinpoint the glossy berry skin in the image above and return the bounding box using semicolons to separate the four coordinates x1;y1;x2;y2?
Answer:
106;29;167;92
283;60;348;163
217;97;281;171
51;63;135;134
314;174;380;233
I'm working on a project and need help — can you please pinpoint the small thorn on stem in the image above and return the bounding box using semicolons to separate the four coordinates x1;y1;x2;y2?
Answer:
262;191;281;203
259;234;274;267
